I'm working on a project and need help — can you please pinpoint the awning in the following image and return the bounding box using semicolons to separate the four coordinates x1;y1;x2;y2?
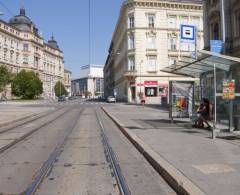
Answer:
161;50;240;78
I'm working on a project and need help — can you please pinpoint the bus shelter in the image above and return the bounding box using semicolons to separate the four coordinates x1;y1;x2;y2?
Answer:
162;50;240;132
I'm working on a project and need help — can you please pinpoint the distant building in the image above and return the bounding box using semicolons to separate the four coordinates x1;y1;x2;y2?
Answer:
0;7;65;99
71;64;104;97
104;0;203;104
64;69;72;96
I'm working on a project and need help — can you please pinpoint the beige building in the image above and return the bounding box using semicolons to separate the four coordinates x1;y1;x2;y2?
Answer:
0;7;64;99
64;69;72;96
104;0;204;104
203;0;240;56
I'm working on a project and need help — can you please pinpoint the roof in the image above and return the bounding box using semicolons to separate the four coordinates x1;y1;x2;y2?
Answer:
64;69;72;74
9;7;39;35
161;50;240;78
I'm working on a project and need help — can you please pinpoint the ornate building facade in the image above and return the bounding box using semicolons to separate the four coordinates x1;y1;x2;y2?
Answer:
0;7;64;99
203;0;240;56
104;0;203;104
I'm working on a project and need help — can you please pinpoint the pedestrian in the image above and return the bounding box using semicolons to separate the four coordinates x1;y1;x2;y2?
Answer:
193;101;204;128
141;94;146;106
199;98;212;130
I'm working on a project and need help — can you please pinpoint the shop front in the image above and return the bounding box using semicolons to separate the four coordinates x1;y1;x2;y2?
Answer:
162;50;240;131
129;80;168;105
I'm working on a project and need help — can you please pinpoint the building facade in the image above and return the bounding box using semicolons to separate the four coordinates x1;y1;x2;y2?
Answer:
104;0;203;104
203;0;240;56
64;69;72;96
0;7;64;99
72;64;104;98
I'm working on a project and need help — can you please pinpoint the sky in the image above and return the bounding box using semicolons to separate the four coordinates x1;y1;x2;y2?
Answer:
0;0;124;78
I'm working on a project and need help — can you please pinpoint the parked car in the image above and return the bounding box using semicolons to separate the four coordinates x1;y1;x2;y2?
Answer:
58;96;66;102
107;96;116;103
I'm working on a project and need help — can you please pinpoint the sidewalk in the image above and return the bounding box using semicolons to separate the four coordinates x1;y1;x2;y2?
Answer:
103;104;240;195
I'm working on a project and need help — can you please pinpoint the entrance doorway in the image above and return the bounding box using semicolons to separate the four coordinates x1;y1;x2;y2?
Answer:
131;87;136;101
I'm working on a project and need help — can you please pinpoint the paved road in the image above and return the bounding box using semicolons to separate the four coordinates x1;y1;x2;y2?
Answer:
0;100;175;195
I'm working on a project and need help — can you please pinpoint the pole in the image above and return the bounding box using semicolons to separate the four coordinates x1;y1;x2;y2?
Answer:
221;0;226;52
212;63;217;139
195;26;198;60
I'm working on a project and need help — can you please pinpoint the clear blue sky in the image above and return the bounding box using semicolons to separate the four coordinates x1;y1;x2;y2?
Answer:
0;0;123;78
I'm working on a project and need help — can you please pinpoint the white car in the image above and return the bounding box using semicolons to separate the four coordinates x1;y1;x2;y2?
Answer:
107;96;116;103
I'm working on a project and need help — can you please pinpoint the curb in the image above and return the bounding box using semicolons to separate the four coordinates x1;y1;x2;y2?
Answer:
102;106;206;195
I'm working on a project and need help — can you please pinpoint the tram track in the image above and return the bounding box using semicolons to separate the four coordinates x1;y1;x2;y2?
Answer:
0;106;72;155
0;106;63;134
96;110;131;195
23;107;85;195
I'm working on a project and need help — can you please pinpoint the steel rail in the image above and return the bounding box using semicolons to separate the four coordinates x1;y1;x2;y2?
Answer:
23;107;85;195
0;106;64;134
96;110;131;195
0;107;72;155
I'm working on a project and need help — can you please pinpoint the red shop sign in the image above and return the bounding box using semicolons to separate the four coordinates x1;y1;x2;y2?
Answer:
144;81;158;86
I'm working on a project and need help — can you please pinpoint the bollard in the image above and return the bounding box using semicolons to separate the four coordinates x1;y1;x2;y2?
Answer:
212;128;216;139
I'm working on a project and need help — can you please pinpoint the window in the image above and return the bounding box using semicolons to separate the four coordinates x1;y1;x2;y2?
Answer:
128;56;135;71
128;34;135;49
23;44;29;52
148;14;155;28
147;56;157;71
147;35;156;49
191;16;200;27
168;36;177;50
10;51;13;61
180;16;188;25
145;87;157;97
128;16;134;28
16;53;19;63
168;16;176;28
212;22;220;40
4;50;7;60
23;55;28;63
34;57;39;68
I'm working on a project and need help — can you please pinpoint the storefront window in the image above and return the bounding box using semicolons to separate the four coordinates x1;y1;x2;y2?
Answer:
145;87;157;97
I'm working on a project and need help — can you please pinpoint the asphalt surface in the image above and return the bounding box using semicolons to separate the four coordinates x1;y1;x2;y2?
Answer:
0;100;175;195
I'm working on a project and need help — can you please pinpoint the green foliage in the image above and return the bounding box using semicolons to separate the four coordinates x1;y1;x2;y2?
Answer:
12;69;43;99
0;65;13;92
54;81;67;97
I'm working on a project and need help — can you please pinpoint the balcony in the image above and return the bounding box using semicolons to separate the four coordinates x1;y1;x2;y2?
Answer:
124;70;137;81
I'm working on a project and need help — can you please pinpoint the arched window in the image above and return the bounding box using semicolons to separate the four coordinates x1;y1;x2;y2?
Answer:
213;23;220;40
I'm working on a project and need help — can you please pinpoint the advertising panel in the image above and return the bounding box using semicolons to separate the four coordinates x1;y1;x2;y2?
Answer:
223;80;235;100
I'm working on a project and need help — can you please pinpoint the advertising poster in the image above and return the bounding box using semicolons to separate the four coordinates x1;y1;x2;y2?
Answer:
223;80;235;100
170;81;194;118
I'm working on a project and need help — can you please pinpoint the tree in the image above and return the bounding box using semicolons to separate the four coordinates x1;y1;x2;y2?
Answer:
54;81;67;97
12;70;43;99
0;65;13;92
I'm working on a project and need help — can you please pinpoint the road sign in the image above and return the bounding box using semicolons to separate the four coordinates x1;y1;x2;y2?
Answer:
180;25;196;43
210;40;223;54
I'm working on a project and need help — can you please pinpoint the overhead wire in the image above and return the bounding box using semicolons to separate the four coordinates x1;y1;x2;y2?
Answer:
88;0;91;65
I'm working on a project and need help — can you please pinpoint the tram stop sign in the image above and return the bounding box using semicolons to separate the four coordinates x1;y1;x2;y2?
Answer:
180;25;196;43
